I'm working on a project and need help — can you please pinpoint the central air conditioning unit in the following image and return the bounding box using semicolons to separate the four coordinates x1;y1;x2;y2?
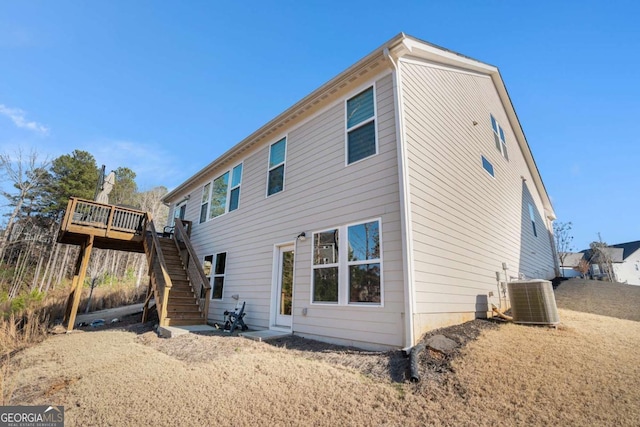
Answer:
507;279;560;325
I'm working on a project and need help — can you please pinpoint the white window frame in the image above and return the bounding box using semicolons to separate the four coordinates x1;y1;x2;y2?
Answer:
207;251;227;301
266;136;287;197
528;203;538;238
481;155;495;178
310;218;384;307
311;227;340;305
229;163;243;212
200;183;211;224
345;84;378;166
199;162;243;222
490;114;508;160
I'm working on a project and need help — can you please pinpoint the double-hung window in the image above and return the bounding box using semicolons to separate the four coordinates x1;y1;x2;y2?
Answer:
528;203;538;237
312;219;382;305
312;229;339;303
204;252;227;300
199;162;243;221
348;221;381;304
200;183;211;223
229;164;243;211
267;137;286;196
210;172;229;219
346;86;376;164
490;114;508;160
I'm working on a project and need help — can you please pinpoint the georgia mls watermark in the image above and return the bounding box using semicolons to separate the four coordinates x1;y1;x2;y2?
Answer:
0;406;64;427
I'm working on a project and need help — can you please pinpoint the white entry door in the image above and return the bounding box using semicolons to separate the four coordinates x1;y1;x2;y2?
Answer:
275;245;294;327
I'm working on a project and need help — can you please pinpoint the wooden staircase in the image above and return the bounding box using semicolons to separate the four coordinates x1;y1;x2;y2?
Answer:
58;197;210;331
156;238;207;326
142;219;211;327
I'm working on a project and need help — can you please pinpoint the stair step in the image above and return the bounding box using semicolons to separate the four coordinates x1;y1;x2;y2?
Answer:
165;318;207;326
169;290;195;298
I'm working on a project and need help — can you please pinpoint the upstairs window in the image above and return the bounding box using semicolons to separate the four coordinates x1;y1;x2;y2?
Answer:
229;164;243;211
210;172;229;219
199;162;243;222
346;87;376;164
267;137;286;196
481;155;495;177
528;203;538;237
490;114;508;160
200;183;211;223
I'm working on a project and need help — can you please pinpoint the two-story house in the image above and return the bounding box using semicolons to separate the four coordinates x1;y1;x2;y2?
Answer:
163;33;557;350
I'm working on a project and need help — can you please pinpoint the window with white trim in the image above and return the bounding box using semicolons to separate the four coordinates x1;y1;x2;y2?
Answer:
481;155;495;177
204;252;226;300
210;172;229;219
200;183;210;223
346;86;376;164
267;137;286;196
172;201;186;226
312;229;339;303
229;164;243;211
528;203;538;237
199;162;243;221
490;114;508;160
312;219;382;305
348;220;381;304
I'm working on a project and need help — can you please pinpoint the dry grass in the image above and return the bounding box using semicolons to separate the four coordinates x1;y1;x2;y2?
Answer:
554;278;640;321
2;280;640;426
0;283;145;358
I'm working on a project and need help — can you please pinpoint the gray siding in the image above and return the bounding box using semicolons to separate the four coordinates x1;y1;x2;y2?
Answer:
173;72;404;348
399;59;555;340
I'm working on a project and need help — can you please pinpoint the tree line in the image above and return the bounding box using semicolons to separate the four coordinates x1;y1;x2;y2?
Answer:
0;148;168;308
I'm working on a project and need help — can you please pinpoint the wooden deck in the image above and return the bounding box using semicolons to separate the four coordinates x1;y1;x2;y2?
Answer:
58;197;210;332
57;198;147;252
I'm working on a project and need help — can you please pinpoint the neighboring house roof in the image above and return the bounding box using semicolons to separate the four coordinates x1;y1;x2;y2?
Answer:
583;247;624;263
610;240;640;260
560;252;584;268
163;33;555;221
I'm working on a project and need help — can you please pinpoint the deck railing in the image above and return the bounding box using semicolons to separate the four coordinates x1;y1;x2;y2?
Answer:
174;219;211;317
143;219;173;326
62;197;147;237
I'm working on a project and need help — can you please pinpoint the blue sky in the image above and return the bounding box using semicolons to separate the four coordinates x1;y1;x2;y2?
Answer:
1;1;638;250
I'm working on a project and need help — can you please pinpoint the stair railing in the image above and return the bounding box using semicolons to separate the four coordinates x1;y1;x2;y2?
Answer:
144;218;173;326
173;219;211;319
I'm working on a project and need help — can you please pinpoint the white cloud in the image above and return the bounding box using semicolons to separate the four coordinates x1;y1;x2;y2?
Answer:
0;104;49;135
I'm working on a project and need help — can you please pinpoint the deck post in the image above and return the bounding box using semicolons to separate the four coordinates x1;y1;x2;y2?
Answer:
64;235;94;331
63;246;85;325
141;278;154;323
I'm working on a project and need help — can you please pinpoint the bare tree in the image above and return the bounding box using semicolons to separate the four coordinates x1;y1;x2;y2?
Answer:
553;221;574;277
575;259;590;279
0;149;50;259
589;233;616;282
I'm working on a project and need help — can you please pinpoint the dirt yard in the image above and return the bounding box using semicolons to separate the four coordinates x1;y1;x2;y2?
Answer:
2;280;640;426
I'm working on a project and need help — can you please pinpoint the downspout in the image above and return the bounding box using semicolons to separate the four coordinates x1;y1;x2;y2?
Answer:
384;46;416;349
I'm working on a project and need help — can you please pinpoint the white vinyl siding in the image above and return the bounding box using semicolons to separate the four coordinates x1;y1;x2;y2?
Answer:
187;73;403;348
400;59;555;341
